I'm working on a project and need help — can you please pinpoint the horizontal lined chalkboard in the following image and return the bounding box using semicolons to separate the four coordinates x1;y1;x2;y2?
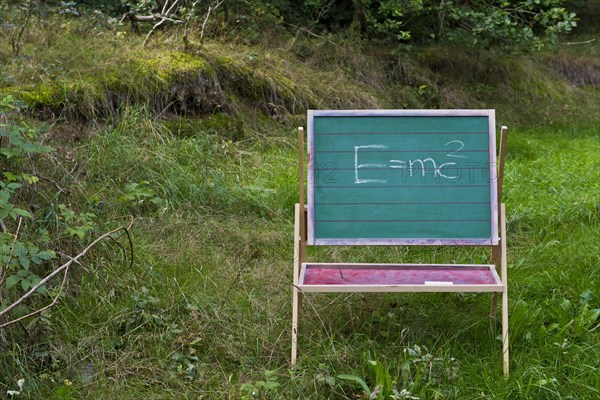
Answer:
307;110;499;245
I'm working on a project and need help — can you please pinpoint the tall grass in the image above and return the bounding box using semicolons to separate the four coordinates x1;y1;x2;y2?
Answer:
2;113;597;399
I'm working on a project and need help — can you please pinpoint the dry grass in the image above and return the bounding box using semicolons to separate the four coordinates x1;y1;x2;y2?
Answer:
551;56;600;90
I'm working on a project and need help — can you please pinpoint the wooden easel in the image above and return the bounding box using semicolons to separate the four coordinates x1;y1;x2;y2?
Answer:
292;112;509;375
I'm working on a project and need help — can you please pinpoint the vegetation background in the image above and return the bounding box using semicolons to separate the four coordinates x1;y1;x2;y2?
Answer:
0;0;598;398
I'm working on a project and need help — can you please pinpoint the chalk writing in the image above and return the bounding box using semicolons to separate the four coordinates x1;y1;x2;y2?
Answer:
319;162;339;183
353;141;467;184
445;140;467;158
354;145;388;184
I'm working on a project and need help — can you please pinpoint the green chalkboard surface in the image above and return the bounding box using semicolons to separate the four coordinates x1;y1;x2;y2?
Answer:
307;110;499;245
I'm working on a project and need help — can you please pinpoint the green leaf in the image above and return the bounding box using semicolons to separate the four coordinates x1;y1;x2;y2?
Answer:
37;285;49;296
5;274;20;290
336;374;372;396
14;242;26;257
1;244;11;255
19;256;30;269
28;273;42;287
13;208;32;218
21;278;31;291
3;172;20;181
17;269;29;277
0;147;22;159
0;206;12;219
66;226;86;240
12;305;29;318
37;250;56;261
22;174;39;184
29;274;48;295
259;380;280;391
54;384;73;397
0;95;17;109
580;289;595;305
21;143;53;154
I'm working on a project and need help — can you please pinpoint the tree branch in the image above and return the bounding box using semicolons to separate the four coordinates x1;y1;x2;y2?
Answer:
200;0;225;48
183;0;203;51
565;38;596;46
143;0;182;47
0;264;70;329
0;226;130;325
11;1;32;57
284;22;341;49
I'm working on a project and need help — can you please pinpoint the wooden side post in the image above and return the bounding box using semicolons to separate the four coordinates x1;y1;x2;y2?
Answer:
491;126;507;318
501;203;509;376
291;203;302;366
497;126;508;206
298;127;306;262
292;127;306;366
490;291;498;319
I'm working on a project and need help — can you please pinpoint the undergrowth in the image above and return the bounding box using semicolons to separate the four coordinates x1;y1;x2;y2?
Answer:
1;18;599;126
0;16;598;400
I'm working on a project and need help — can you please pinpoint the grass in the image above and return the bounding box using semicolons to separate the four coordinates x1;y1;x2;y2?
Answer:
3;116;596;399
0;16;599;400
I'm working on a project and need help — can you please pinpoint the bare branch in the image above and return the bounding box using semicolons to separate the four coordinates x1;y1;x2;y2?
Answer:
124;13;183;23
161;0;170;15
183;0;203;51
0;264;70;329
143;19;166;47
0;226;128;322
565;38;597;46
200;0;225;48
134;14;160;22
164;0;182;16
314;0;336;27
55;250;83;266
285;22;341;49
143;0;182;47
107;228;137;283
11;1;32;57
119;11;132;24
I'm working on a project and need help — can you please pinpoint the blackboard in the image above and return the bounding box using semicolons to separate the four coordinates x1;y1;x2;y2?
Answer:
307;110;499;245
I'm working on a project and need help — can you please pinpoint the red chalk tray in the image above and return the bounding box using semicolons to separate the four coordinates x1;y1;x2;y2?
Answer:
298;263;503;293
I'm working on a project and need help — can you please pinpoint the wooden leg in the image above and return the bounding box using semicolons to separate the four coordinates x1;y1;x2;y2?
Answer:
491;243;500;319
501;203;509;376
491;244;499;264
291;204;303;367
291;286;299;366
490;293;497;319
502;291;509;376
491;242;500;319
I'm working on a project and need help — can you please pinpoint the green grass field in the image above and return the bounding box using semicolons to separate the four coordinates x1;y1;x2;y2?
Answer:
5;116;597;399
1;18;599;400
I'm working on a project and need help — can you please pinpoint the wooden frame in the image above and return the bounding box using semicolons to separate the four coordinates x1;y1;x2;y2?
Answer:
298;263;503;293
292;116;509;376
307;109;499;246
